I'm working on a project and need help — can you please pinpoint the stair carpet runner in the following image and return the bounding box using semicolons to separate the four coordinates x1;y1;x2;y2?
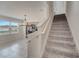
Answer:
43;15;79;58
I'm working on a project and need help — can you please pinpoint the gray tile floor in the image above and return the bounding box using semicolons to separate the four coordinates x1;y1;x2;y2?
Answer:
0;39;27;58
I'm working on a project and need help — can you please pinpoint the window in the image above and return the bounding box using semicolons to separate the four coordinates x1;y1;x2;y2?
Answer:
0;20;19;35
10;22;18;33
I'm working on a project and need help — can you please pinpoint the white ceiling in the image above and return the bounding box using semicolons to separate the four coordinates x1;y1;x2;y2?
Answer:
0;1;47;22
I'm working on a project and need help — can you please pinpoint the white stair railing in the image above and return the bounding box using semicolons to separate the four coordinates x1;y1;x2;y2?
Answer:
26;2;54;57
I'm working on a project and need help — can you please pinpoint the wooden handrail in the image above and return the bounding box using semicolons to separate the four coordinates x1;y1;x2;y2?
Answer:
37;14;52;34
26;17;50;40
37;17;49;27
27;12;53;39
42;17;50;34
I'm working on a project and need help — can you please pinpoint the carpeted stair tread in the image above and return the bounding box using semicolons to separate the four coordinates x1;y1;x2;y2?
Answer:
43;14;79;58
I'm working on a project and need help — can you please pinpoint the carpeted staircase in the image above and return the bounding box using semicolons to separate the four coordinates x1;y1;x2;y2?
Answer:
43;14;79;58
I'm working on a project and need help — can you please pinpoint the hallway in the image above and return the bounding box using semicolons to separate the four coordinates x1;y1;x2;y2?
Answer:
43;14;79;58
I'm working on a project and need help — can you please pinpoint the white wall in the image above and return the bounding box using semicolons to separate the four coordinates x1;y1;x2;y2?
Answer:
53;1;66;15
66;1;79;54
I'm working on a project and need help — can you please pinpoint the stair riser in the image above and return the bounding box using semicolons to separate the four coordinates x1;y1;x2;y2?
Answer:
47;41;75;50
47;40;74;46
50;31;71;34
49;32;71;36
46;47;78;58
48;36;73;42
52;24;68;27
53;22;68;25
51;29;70;31
49;35;73;38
